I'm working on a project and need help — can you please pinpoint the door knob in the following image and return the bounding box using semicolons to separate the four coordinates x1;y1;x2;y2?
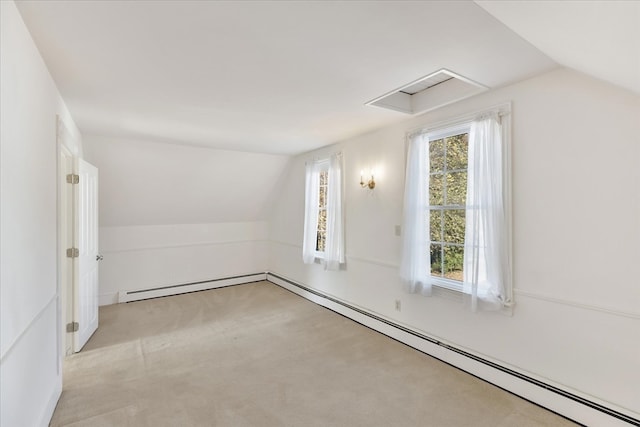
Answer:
96;255;104;261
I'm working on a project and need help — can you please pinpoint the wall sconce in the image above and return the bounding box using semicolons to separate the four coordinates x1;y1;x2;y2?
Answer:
360;169;375;189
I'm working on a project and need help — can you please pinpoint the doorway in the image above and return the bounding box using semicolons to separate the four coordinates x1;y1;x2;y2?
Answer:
57;117;100;358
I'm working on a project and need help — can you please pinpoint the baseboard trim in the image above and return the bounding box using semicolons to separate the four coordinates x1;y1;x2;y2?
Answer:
99;292;118;306
265;271;639;427
117;273;267;303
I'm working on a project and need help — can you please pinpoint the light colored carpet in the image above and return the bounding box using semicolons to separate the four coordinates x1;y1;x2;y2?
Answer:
51;281;578;426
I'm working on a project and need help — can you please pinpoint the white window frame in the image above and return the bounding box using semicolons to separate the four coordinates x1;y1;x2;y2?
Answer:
402;103;512;306
303;153;344;270
426;122;472;294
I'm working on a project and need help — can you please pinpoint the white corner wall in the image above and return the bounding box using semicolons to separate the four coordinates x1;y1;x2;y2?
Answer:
0;1;82;425
267;68;640;423
97;221;269;304
84;136;289;304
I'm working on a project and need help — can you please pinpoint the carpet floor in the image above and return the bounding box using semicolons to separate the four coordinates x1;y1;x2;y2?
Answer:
51;281;578;426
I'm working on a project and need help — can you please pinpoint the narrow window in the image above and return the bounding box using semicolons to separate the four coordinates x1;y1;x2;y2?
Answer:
316;170;328;253
303;153;344;269
429;132;468;282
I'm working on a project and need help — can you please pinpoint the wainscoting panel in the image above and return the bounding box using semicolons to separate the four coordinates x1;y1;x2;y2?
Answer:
265;272;639;427
98;222;268;305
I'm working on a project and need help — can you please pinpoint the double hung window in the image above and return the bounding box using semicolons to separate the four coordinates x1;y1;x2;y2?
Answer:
303;153;344;270
400;108;512;311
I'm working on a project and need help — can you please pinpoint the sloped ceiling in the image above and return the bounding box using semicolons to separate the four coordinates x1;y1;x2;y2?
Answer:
84;136;289;226
16;1;557;155
476;0;640;96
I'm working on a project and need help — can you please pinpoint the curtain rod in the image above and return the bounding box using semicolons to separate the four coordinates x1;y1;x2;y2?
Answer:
305;151;342;165
406;102;511;138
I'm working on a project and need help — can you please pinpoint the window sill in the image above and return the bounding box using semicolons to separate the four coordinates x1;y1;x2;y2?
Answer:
431;278;514;316
432;284;464;302
430;277;464;293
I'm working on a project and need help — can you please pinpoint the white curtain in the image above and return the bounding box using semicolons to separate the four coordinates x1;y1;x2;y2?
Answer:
302;160;322;264
302;153;344;270
324;153;344;270
399;133;432;295
463;114;511;311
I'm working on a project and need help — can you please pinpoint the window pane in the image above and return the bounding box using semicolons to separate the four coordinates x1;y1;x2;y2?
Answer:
430;209;442;242
444;209;465;244
316;170;328;253
445;172;467;206
319;170;328;186
443;245;464;281
430;243;443;276
318;209;326;232
430;138;445;172
318;185;327;208
427;130;469;282
445;133;468;170
316;232;326;252
429;173;444;206
316;208;327;252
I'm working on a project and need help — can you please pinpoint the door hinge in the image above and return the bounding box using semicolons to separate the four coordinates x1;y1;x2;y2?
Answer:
66;174;79;184
66;322;79;333
66;248;79;258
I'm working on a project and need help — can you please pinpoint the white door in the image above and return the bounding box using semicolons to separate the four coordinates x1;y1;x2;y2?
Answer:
73;159;99;351
59;146;74;357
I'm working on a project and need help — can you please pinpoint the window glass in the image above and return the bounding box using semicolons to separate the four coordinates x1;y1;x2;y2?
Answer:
316;170;328;252
428;132;468;283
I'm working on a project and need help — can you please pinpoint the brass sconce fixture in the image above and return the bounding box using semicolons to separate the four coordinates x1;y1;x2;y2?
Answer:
360;170;375;189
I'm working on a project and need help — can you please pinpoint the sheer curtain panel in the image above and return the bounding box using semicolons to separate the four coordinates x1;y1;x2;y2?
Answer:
302;160;322;264
323;153;345;270
463;113;512;311
400;133;432;295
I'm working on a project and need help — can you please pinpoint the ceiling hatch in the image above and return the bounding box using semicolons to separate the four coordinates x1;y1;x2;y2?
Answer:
366;69;488;115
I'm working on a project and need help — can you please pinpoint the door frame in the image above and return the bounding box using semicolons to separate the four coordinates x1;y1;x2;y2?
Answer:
57;117;78;360
58;144;74;357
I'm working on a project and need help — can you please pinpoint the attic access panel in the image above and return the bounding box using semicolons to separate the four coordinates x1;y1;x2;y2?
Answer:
366;69;488;115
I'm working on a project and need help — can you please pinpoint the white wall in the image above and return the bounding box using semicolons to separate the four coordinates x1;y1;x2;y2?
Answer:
0;1;82;425
267;68;640;420
97;222;269;304
84;136;289;303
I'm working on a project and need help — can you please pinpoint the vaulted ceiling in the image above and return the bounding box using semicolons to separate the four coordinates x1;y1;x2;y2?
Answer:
15;1;638;155
476;1;640;96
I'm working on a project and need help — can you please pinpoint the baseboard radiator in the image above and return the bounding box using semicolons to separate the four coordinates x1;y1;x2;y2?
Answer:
265;272;639;427
117;273;267;303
